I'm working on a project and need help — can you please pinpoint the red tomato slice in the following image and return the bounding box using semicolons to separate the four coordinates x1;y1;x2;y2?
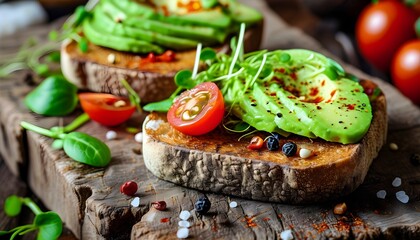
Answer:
167;82;224;136
78;93;136;126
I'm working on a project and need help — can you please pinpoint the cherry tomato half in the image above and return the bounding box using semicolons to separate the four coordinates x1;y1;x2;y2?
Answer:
391;40;420;105
78;93;136;126
356;1;418;71
167;82;224;136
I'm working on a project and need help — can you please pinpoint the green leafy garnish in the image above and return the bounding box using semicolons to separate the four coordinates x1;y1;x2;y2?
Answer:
2;195;62;240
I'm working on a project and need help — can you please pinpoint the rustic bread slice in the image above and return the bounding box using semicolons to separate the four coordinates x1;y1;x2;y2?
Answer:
60;26;262;103
142;92;387;204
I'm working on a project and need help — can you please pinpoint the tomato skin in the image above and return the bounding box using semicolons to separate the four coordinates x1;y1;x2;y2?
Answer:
356;1;418;71
391;40;420;105
167;82;224;136
78;93;136;126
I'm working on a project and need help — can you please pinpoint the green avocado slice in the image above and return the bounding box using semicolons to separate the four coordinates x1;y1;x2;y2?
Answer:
83;19;164;54
90;9;200;50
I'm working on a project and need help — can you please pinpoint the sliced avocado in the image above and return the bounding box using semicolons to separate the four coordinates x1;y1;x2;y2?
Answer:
107;0;156;18
201;0;219;9
224;0;263;25
163;8;231;28
91;9;200;50
124;17;227;43
83;19;164;54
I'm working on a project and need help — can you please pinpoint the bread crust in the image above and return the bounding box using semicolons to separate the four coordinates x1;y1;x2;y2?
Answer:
60;25;262;103
142;93;387;204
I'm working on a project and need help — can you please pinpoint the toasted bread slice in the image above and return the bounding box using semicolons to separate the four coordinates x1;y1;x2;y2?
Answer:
142;90;387;204
60;25;262;103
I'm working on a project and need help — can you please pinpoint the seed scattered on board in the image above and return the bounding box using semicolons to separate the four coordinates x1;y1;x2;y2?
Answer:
376;190;386;199
389;142;398;151
106;130;117;140
178;220;191;228
131;197;140;207
135;132;143;143
280;229;293;240
299;148;312;158
392;177;402;187
107;53;116;64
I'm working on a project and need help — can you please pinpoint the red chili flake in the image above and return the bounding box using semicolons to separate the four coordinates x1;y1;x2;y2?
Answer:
277;68;285;73
160;217;170;223
353;88;361;93
321;80;326;86
333;220;351;232
262;217;270;222
290;72;297;80
151;201;167;211
120;181;138;196
270;92;277;97
158;50;176;62
330;89;337;98
346;104;356;110
312;222;329;233
309;87;319;96
242;215;257;227
147;52;157;63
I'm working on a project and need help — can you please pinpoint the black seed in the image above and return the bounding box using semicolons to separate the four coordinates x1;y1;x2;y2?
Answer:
282;142;297;157
195;196;211;215
267;109;271;113
410;153;420;166
339;121;344;124
362;103;366;107
266;136;279;151
276;113;283;118
251;103;257;107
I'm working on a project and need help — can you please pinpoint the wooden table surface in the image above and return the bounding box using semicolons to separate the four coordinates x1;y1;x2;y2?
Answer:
1;1;419;239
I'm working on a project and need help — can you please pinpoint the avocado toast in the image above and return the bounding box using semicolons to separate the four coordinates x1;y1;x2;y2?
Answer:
141;36;387;203
61;0;263;103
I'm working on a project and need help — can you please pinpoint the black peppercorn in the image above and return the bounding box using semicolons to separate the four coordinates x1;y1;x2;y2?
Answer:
266;136;279;151
282;142;297;157
195;196;211;215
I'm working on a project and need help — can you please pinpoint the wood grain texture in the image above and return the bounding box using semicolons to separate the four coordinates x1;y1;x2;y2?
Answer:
0;0;419;239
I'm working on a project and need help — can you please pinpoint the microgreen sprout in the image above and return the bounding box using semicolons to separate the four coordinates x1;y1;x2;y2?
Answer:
120;79;142;113
0;195;62;240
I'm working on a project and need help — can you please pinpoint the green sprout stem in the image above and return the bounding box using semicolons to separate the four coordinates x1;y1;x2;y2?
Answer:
21;121;66;139
120;79;142;113
21;197;43;215
62;113;90;132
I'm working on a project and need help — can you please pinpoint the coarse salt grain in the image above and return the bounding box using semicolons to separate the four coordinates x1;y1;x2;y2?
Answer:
396;191;409;203
131;197;140;207
389;143;398;151
176;228;189;239
179;210;191;220
106;130;117;140
299;148;312;159
280;229;293;240
392;177;402;187
178;220;191;228
376;190;386;199
145;119;164;130
134;132;143;143
229;201;238;208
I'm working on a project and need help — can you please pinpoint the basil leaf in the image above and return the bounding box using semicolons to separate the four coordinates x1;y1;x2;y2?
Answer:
24;76;78;116
34;212;62;240
143;98;173;112
200;48;217;61
63;132;111;167
4;195;22;217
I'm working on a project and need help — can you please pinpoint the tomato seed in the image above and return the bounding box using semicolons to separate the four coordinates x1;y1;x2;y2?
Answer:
151;201;167;211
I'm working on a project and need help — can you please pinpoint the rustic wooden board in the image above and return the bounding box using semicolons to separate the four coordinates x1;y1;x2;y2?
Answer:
1;1;420;239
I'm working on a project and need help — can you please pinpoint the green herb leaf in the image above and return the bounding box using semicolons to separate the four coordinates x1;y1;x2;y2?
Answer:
200;48;217;61
4;195;22;217
34;64;50;77
24;75;78;116
143;98;174;112
51;139;64;149
279;53;291;62
324;58;345;80
175;70;195;89
73;6;90;27
63;132;111;167
78;38;89;53
34;212;63;240
415;17;420;38
46;51;61;63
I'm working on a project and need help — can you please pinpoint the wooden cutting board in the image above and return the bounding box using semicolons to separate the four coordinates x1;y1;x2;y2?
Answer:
0;1;419;239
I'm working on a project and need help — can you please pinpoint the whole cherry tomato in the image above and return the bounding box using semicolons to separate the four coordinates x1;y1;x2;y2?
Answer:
167;82;224;136
391;40;420;105
356;1;418;71
78;93;136;126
